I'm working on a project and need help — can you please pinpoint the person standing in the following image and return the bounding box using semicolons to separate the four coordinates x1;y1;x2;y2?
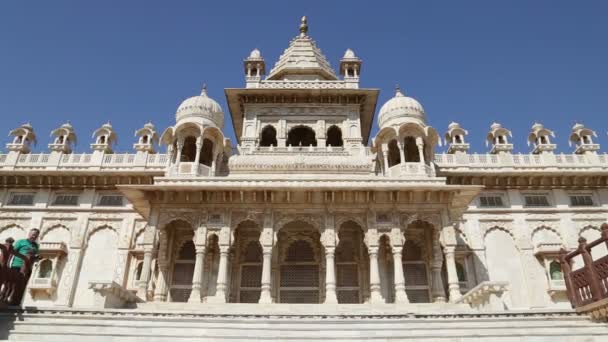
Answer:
11;228;40;272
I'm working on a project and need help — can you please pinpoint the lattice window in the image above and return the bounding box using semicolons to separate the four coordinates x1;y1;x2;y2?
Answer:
403;262;430;303
336;234;362;303
285;240;315;262
169;239;195;302
279;239;320;303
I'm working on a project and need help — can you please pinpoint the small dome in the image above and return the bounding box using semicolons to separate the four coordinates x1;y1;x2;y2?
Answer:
377;88;426;128
490;122;502;130
175;85;224;128
531;122;544;131
249;48;262;59
343;49;356;59
448;122;461;130
572;123;585;131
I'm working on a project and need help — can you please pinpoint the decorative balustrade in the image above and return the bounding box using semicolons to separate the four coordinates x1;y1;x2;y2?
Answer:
561;223;608;321
0;152;168;172
239;145;348;155
435;152;608;169
387;162;435;178
0;242;33;307
457;281;511;311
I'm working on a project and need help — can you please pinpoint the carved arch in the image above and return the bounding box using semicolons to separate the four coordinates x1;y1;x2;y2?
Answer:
84;225;118;248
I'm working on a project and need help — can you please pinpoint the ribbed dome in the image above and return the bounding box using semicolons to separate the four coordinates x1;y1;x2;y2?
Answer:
377;88;426;128
175;86;224;128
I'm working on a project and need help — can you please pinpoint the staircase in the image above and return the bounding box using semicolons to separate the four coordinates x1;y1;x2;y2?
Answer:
1;305;607;341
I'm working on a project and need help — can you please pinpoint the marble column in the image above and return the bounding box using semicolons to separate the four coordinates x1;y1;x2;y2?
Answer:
153;262;169;302
417;143;425;164
392;246;409;303
259;246;273;303
431;241;447;303
137;248;153;299
324;247;338;304
210;245;230;303
444;246;462;303
188;245;206;303
368;246;383;303
398;142;406;164
193;138;202;166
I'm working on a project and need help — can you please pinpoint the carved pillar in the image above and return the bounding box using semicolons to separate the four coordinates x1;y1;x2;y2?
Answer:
444;246;461;302
259;246;273;303
137;248;153;299
381;144;389;175
137;210;159;300
193;137;202;166
153;261;169;302
322;213;338;304
324;246;338;303
212;245;230;303
417;141;425;164
368;246;383;303
398;141;406;164
431;239;447;303
175;139;184;163
392;245;409;303
259;213;274;303
188;245;206;303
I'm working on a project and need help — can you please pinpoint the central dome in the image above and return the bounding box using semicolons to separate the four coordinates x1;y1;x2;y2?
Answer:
175;86;224;128
377;88;426;128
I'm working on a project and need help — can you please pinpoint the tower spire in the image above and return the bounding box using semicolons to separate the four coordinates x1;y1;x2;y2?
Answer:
299;16;308;36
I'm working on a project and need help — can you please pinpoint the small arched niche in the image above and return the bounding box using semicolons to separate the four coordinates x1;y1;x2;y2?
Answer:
326;125;343;147
200;138;214;166
403;136;420;162
259;125;278;147
387;140;401;167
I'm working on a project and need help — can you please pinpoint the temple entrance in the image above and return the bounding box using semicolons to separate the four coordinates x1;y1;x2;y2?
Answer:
276;221;323;303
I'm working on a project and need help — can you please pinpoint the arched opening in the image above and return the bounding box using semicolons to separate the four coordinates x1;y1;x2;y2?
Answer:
99;136;106;144
57;136;64;144
287;126;317;147
326;125;343;147
402;239;430;303
403;137;420;162
336;222;368;303
181;136;197;162
169;240;195;302
259;125;278;147
387;140;401;167
200;138;214;166
142;135;149;144
497;135;506;144
277;221;322;303
230;221;263;303
454;135;462;144
38;259;53;278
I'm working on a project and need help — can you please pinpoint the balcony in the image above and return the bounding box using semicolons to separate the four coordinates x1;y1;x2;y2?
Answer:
168;162;212;177
560;223;608;321
387;162;435;178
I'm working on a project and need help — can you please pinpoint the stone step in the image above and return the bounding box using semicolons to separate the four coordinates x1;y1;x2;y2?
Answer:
2;308;607;342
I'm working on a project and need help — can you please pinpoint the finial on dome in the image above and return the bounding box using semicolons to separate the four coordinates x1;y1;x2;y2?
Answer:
299;16;308;36
395;84;404;97
201;83;207;96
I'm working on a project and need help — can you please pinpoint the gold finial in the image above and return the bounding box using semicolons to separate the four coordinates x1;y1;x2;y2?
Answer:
395;84;403;96
299;16;308;36
201;83;207;96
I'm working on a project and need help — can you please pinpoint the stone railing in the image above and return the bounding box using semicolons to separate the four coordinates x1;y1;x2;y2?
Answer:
89;281;139;308
561;223;608;321
258;80;349;89
168;162;212;177
387;162;435;178
435;152;608;169
457;281;511;311
0;152;168;172
238;145;350;155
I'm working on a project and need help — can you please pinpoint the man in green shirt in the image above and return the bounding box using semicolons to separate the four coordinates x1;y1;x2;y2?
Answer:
11;228;40;271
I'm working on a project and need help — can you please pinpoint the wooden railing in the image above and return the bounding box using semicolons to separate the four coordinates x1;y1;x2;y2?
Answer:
560;223;608;317
0;242;33;306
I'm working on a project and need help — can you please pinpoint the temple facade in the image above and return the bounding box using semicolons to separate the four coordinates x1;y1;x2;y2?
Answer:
2;17;608;313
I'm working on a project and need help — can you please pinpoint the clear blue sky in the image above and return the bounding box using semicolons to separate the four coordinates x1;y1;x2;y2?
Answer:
1;1;607;154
